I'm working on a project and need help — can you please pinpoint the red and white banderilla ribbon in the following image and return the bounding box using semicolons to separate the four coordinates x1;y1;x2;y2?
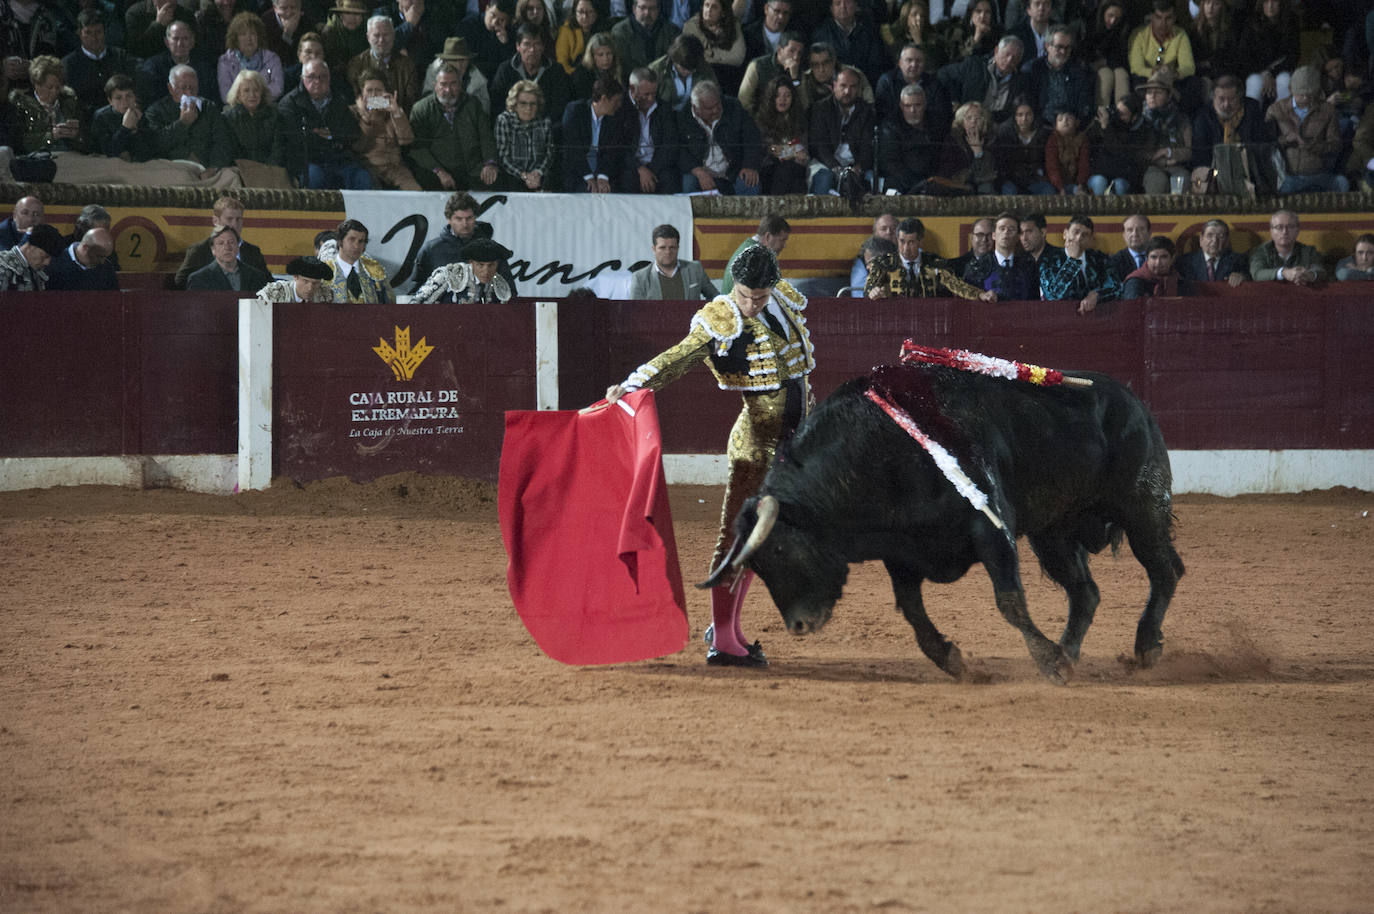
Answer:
900;342;1092;388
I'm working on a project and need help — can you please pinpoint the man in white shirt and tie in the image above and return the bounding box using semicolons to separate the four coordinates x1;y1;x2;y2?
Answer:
1108;213;1151;283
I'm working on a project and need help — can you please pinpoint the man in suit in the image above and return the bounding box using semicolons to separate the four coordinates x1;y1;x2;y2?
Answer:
408;61;499;191
629;224;719;300
963;211;1042;300
562;76;629;193
1107;213;1151;283
279;59;372;189
937;35;1028;125
677;80;763;195
174;196;272;290
143;64;233;167
46;228;120;291
186;225;273;293
619;67;680;193
1177;219;1249;287
947;216;994;278
0;196;45;250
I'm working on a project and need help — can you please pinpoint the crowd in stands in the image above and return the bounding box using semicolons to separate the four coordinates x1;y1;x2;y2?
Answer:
2;0;1372;193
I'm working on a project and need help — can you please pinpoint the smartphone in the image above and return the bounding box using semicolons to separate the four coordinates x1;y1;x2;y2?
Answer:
365;96;391;110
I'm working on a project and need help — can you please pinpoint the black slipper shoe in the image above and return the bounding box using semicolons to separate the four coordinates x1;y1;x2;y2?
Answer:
706;645;768;667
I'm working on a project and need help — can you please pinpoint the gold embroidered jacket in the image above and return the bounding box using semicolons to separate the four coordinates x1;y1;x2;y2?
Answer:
864;253;984;300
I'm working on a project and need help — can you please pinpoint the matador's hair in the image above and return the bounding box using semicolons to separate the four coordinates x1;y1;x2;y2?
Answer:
731;243;781;289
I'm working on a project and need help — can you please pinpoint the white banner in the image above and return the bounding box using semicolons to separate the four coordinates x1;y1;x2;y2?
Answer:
339;190;694;299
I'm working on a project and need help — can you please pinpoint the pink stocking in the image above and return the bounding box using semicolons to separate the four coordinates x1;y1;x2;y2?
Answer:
710;585;749;655
730;571;755;647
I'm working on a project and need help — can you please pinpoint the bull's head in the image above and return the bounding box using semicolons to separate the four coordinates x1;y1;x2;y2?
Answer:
699;494;849;636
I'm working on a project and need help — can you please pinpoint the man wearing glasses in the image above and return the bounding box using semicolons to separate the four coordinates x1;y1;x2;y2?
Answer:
947;217;995;279
1028;25;1092;126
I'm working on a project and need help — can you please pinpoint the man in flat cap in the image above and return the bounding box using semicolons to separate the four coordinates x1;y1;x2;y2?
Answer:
255;256;337;302
413;237;514;302
0;224;65;291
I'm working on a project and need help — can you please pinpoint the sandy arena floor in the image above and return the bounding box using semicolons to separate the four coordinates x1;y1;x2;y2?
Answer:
1;477;1372;913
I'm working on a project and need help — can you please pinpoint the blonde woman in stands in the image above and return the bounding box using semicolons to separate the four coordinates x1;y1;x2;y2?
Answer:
222;69;284;169
571;32;623;100
10;56;88;155
218;12;285;102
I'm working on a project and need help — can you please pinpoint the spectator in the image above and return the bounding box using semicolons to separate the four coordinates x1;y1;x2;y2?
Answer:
66;204;113;247
219;12;285;103
994;98;1053;194
1267;65;1351;194
1190;0;1241;93
10;56;89;155
936;100;997;194
877;83;939;193
491;23;572;121
125;0;196;60
1082;0;1129;110
874;43;952;138
351;69;418;190
279;59;371;188
422;38;491;116
1138;69;1191;194
389;0;450;65
1108;213;1151;282
46;227;119;291
1028;25;1092;127
413;237;515;303
677;79;763;195
1335;233;1374;281
562;75;628;192
283;31;323;97
871;216;990;299
881;1;946;73
752;73;812;194
136;21;217;109
620;66;680;193
513;0;555;55
1241;0;1299;108
458;0;516;83
797;41;843;111
851;236;897;297
743;0;792;64
222;69;284;169
571;33;624;101
556;0;607;75
808;64;875;195
186;224;272;292
0;223;64;292
494;78;553;191
1045;107;1090;194
946;215;993;277
346;15;419;113
940;0;1001;66
720;214;788;293
1020;212;1062;264
651;34;716;111
409;191;518;294
1007;0;1056;73
736;31;803;113
198;0;256;71
1038;213;1121;313
255;255;336;302
144;63;232;165
63;11;138;116
937;34;1028;125
848;212;897;293
322;218;395;303
93;73;158;161
262;0;307;63
1087;92;1145;194
1177;218;1250;286
1250;209;1325;285
409;62;499;191
0;196;45;248
322;0;369;73
612;0;680;74
962;210;1041;300
629;223;719;299
683;0;745;94
1127;0;1199;111
1122;235;1191;299
1189;74;1275;192
174;195;272;289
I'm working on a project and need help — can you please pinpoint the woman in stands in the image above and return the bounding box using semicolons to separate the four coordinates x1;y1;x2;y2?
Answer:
936;100;997;193
9;55;88;155
1241;0;1300;108
993;97;1053;194
556;0;606;75
218;12;285;102
881;1;945;72
514;0;556;56
222;69;284;168
752;74;811;194
495;79;553;191
198;0;257;75
683;0;746;95
939;0;1000;64
1082;0;1130;109
571;33;623;100
1189;0;1240;98
350;69;420;190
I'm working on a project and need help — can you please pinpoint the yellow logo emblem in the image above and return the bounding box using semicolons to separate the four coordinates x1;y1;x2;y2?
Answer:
373;326;433;381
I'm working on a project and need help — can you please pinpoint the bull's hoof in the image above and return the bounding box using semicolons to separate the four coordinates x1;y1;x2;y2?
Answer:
1030;641;1074;685
1136;644;1163;669
941;644;966;681
706;646;768;667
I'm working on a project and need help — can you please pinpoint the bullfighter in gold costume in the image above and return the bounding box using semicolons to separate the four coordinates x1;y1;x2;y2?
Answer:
606;245;813;667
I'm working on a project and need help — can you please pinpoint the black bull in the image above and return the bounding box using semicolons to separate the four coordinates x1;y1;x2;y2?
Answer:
703;363;1185;683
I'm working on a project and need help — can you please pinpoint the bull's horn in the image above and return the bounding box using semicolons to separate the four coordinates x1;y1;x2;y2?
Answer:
732;495;779;569
697;538;744;589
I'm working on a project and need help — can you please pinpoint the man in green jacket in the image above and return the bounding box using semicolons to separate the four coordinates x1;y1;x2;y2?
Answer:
407;62;499;192
1249;209;1326;285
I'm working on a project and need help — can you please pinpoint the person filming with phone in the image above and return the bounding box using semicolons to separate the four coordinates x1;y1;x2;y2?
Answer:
351;69;421;189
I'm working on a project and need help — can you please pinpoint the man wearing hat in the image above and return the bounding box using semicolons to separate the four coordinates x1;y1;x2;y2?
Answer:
1267;65;1350;195
422;37;491;114
408;61;499;191
0;224;65;292
603;243;815;668
1137;69;1191;195
413;237;515;303
255;256;337;302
